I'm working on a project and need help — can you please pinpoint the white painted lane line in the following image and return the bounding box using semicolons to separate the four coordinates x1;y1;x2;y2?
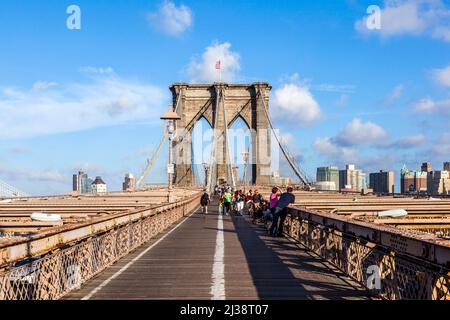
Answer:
81;207;200;300
210;213;225;300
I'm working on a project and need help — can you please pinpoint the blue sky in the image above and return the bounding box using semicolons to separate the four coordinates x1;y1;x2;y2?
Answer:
0;0;449;195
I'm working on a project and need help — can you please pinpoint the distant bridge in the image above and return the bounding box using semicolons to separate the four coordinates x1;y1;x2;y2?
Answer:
0;179;28;198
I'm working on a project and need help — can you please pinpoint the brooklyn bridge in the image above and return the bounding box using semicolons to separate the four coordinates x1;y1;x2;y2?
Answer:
1;83;450;300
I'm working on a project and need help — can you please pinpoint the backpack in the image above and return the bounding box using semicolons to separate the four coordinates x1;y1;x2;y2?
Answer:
200;193;209;205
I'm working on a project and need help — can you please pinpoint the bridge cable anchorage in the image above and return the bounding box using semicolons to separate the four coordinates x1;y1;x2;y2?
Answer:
135;89;184;190
0;179;28;198
257;89;311;187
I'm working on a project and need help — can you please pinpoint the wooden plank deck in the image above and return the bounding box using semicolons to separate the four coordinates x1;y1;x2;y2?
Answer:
65;199;372;300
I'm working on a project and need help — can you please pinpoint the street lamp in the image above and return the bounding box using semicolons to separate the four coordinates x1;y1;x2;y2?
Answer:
242;149;250;191
161;106;181;203
202;162;209;188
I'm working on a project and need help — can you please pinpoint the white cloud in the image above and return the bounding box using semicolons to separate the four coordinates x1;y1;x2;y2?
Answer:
80;66;114;75
429;133;450;156
272;82;322;126
383;84;404;104
413;97;450;115
0;163;67;184
355;0;450;42
0;73;166;140
188;42;241;83
32;81;58;91
148;1;193;36
432;64;450;87
312;137;360;164
335;118;388;146
390;133;427;148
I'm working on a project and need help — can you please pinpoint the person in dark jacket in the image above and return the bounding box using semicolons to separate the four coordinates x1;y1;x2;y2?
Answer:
270;187;295;237
200;190;210;214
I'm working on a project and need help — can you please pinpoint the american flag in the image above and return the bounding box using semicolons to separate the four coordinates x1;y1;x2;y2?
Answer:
215;60;221;70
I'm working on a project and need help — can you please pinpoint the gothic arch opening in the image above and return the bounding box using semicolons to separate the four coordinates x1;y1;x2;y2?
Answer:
191;116;213;186
227;116;253;186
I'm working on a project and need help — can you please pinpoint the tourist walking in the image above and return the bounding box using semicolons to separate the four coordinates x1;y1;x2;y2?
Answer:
236;190;245;216
223;189;232;215
200;190;210;214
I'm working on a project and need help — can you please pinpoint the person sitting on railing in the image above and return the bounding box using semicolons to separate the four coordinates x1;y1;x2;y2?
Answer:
270;187;295;237
264;187;281;230
252;199;270;224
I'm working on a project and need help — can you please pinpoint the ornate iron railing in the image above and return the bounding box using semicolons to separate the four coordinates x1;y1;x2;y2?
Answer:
284;208;450;300
0;195;200;300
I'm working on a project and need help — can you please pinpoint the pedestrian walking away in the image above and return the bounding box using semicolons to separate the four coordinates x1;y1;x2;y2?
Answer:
223;189;232;215
200;190;210;214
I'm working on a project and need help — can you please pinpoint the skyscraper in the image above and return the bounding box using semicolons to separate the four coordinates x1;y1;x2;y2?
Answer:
427;171;450;196
339;164;366;192
369;171;395;194
73;171;93;194
421;162;433;173
400;165;427;194
123;173;136;191
444;162;450;171
316;166;340;191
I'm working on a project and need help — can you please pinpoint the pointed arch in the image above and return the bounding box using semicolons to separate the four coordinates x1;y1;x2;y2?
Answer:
190;116;214;186
227;116;253;186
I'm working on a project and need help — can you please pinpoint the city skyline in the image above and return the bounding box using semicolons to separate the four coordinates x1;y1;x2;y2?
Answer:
0;0;449;195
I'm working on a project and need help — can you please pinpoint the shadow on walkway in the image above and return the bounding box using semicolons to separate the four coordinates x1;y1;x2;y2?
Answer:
230;211;371;300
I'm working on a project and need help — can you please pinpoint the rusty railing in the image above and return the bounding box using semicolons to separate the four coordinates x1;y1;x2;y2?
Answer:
0;194;200;300
284;207;450;300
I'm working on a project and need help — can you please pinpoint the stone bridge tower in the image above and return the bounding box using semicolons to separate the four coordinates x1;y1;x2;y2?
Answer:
170;82;272;187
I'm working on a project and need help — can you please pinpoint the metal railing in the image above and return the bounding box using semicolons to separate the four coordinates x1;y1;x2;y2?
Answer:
0;195;200;300
284;207;450;300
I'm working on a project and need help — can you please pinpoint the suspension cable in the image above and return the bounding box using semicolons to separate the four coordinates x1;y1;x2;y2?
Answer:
257;89;311;186
136;90;184;189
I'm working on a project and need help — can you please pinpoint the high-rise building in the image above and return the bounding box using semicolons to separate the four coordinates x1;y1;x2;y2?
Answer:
400;165;427;194
271;171;292;186
316;166;339;191
339;164;366;192
92;176;107;194
444;162;450;171
427;163;450;196
421;162;433;173
369;170;395;194
123;173;136;191
427;171;450;195
72;171;93;194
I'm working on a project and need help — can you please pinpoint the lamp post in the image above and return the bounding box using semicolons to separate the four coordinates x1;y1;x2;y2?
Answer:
242;149;250;192
161;106;181;203
202;162;209;188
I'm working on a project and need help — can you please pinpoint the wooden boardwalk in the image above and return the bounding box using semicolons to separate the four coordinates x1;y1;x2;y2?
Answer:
65;199;371;300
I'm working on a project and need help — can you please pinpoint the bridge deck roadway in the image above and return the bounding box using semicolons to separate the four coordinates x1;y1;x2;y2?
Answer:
65;199;372;300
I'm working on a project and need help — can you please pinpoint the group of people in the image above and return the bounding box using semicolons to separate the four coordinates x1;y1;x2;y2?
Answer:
200;185;296;237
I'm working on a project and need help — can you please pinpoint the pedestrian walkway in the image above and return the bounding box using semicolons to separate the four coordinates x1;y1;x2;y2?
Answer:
65;199;371;300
